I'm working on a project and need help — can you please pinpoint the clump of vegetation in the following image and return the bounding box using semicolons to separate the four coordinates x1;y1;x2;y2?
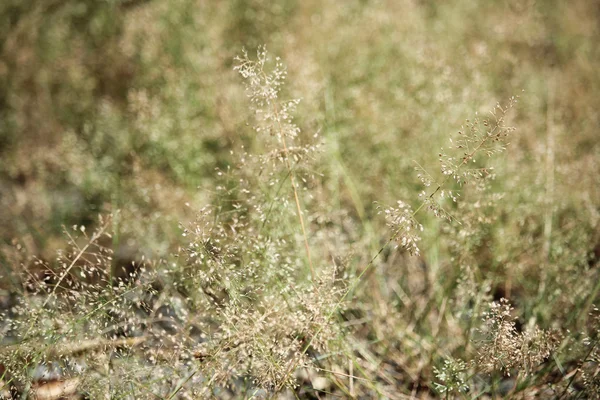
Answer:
1;1;599;398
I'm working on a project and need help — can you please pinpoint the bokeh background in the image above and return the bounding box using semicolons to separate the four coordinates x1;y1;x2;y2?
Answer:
2;0;598;264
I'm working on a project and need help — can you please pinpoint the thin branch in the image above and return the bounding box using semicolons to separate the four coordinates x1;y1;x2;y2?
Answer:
42;220;110;308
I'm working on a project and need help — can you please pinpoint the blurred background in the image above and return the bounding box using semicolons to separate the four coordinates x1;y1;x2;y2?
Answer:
1;0;599;333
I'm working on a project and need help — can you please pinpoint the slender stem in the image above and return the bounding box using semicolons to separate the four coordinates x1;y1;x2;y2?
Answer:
281;133;315;282
264;71;316;283
167;368;200;399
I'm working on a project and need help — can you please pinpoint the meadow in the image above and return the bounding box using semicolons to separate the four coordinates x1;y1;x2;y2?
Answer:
0;0;599;398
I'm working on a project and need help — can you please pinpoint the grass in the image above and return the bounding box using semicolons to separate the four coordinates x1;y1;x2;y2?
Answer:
1;0;599;398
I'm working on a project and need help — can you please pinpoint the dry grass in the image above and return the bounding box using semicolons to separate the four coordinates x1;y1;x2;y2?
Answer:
1;0;600;398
